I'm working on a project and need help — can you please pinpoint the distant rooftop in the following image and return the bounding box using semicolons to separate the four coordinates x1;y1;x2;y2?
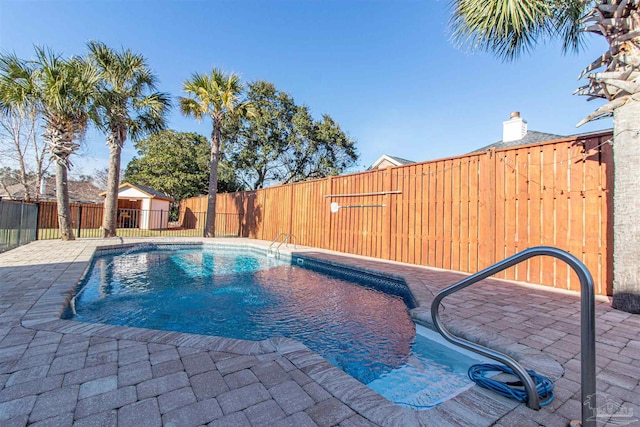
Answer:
128;183;173;201
385;155;414;165
0;177;103;203
99;182;174;202
368;154;415;170
469;111;607;154
471;130;566;153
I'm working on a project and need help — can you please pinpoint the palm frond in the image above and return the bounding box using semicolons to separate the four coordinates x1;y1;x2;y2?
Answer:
0;51;38;113
235;101;256;120
179;96;205;120
87;41;168;140
130;91;171;138
181;68;251;147
449;0;586;60
554;1;590;54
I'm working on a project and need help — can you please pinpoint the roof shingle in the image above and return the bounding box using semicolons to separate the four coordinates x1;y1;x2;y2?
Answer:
469;130;566;153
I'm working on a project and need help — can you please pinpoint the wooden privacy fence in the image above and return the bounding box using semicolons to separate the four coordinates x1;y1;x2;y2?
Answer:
38;201;103;230
180;131;613;295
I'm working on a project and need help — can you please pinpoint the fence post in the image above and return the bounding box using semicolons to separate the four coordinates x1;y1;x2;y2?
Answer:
478;149;497;269
239;192;244;237
35;202;41;240
17;200;24;246
325;177;333;251
288;185;294;238
77;204;83;238
160;210;163;236
382;170;392;260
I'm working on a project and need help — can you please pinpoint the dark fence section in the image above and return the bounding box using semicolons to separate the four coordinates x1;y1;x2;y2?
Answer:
0;198;38;253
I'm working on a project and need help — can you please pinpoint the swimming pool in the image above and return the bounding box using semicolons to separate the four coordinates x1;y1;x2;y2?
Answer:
66;244;482;408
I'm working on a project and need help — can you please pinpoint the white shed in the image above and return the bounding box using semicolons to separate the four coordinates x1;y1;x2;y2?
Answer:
102;183;173;230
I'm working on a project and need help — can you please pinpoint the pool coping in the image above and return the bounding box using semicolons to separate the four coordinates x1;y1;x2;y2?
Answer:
18;237;544;426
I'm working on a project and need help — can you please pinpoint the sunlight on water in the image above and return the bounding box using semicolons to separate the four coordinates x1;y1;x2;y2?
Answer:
69;246;478;408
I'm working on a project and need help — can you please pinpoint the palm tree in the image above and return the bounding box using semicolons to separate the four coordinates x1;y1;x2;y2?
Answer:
450;1;640;314
180;69;253;237
88;41;170;238
0;47;98;240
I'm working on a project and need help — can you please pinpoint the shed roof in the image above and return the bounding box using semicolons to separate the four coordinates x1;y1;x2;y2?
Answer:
100;183;173;202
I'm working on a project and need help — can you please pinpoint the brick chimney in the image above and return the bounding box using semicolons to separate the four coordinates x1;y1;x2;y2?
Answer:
502;111;527;142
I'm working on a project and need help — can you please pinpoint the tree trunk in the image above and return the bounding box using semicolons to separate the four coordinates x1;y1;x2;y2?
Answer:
19;160;30;202
55;159;75;241
205;122;221;238
102;136;122;238
35;171;43;202
611;99;640;313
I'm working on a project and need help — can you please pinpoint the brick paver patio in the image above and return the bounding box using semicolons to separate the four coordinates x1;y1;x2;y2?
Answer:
0;238;638;426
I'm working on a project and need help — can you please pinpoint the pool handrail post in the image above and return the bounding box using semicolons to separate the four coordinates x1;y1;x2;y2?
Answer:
430;246;596;425
268;232;287;257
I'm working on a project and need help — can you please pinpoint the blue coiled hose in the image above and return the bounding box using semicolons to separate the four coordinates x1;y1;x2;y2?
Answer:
468;364;554;407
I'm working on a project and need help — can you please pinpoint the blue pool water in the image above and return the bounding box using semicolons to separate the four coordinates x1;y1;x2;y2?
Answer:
67;245;481;408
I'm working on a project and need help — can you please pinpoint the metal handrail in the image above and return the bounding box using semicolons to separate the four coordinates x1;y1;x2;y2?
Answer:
274;233;297;255
268;232;287;257
268;233;297;258
284;233;296;249
269;232;287;249
430;246;595;425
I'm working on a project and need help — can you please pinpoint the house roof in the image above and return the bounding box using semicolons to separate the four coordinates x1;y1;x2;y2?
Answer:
0;177;103;203
369;154;415;169
129;183;173;201
566;128;613;139
101;182;173;202
386;155;414;165
470;130;566;153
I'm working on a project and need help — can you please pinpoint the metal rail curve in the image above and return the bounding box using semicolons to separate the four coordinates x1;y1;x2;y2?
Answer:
268;233;297;258
268;232;287;257
430;246;595;426
282;233;296;249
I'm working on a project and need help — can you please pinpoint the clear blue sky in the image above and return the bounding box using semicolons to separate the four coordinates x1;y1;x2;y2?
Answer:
1;0;611;177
